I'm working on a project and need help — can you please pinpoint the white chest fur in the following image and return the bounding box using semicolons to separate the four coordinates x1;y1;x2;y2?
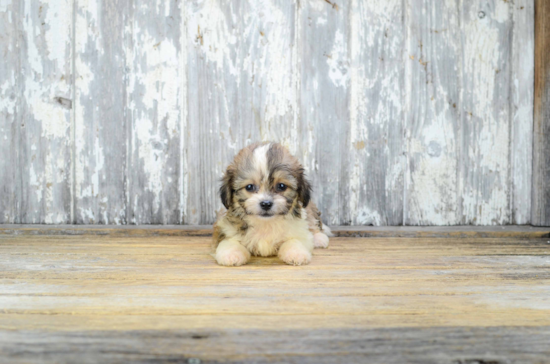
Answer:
242;213;313;256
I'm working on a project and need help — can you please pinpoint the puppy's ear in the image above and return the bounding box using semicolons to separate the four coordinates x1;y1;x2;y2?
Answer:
297;168;312;208
219;166;235;209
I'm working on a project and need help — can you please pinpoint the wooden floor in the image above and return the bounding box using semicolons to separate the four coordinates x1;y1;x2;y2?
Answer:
1;227;550;363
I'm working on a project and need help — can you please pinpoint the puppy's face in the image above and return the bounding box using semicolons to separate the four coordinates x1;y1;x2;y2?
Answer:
220;143;311;218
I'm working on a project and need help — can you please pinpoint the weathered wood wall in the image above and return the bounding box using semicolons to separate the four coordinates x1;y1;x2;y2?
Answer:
533;0;550;226
0;0;538;226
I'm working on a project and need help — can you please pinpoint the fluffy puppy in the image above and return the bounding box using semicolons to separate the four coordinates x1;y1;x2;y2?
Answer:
213;142;331;266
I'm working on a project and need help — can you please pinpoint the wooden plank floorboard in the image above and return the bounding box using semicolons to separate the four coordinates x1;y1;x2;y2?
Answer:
0;232;549;363
1;327;550;364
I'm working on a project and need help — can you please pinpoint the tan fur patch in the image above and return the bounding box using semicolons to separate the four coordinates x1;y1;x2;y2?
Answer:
305;201;324;234
214;142;327;257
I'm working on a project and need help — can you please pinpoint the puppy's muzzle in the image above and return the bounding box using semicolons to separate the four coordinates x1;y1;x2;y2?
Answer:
260;201;273;211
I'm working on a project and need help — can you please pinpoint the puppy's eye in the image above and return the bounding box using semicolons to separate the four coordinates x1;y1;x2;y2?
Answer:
245;184;255;192
276;183;287;192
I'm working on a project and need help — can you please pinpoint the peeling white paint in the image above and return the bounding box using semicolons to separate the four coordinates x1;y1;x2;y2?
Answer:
29;164;42;203
492;0;510;23
74;102;87;198
462;1;511;224
75;57;93;96
23;0;43;76
9;0;73;223
93;0;187;223
35;101;69;138
188;0;238;75
134;119;164;213
1;0;535;225
92;136;104;199
257;1;294;132
43;1;72;70
348;0;404;225
356;207;382;226
0;0;11;12
327;30;348;88
74;0;106;223
408;78;459;225
510;0;534;224
138;37;179;132
179;0;188;224
0;80;16;114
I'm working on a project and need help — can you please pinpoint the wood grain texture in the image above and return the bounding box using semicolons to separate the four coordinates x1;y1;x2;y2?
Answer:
533;0;550;226
20;0;73;224
405;0;461;225
0;0;539;226
125;0;185;224
511;0;534;225
0;1;19;223
1;224;549;238
74;0;129;224
298;0;350;225
348;0;404;226
185;0;297;224
1;327;550;364
460;0;513;225
0;233;549;363
0;0;73;224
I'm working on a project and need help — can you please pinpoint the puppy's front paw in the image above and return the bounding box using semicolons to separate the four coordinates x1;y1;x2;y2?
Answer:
216;249;249;266
215;240;250;267
313;232;329;249
278;241;312;266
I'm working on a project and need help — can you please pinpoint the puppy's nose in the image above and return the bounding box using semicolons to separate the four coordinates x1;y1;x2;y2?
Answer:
260;201;273;211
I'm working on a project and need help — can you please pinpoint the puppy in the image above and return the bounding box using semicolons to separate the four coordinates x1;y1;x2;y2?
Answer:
213;142;331;266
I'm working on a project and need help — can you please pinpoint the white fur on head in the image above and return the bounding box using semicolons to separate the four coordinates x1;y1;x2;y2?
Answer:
252;143;270;181
223;142;309;219
214;142;328;265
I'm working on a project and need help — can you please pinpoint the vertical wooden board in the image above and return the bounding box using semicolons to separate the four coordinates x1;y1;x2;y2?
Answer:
74;0;128;224
125;0;185;224
533;0;550;226
348;0;404;226
298;0;349;225
511;0;534;224
0;1;19;223
460;0;512;225
186;0;296;224
405;0;461;225
17;0;73;223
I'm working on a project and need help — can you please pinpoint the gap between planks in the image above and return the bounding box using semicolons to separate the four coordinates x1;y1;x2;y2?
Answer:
0;225;548;238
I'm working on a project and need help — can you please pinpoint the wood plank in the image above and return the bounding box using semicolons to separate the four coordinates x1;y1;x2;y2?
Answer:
0;225;549;238
298;0;349;225
0;236;549;322
125;0;185;224
2;0;74;224
348;0;404;225
0;1;19;223
0;224;214;237
405;0;460;225
533;0;550;226
185;0;297;224
511;0;534;224
1;326;549;364
0;234;549;362
74;0;129;224
20;0;74;224
460;0;513;225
